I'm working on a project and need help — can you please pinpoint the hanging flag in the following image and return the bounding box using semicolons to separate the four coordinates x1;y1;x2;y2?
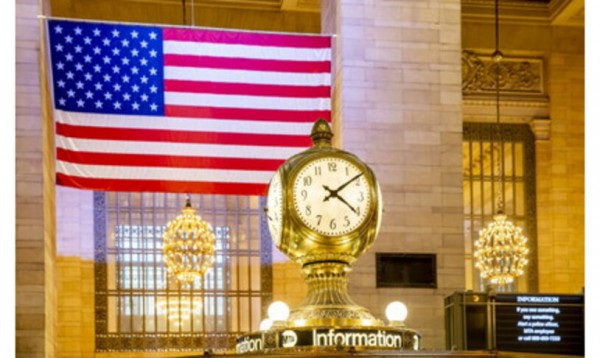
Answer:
46;19;332;195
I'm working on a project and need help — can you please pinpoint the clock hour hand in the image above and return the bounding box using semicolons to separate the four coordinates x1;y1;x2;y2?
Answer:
322;185;357;214
335;194;357;214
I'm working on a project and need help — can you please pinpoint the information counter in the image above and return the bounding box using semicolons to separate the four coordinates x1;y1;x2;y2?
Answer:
444;292;584;356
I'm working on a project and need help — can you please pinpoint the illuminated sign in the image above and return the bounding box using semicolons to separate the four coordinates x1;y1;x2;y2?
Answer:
494;294;584;356
235;327;420;353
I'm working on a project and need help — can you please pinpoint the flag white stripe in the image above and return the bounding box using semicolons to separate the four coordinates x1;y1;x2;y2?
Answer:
57;161;273;183
164;40;332;62
56;135;304;159
164;66;331;86
164;92;331;111
55;111;316;135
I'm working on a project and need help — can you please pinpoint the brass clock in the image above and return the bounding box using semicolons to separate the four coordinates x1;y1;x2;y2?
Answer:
292;156;371;237
266;119;382;266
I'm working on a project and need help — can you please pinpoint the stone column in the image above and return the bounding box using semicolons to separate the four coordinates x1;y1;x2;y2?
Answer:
16;0;57;356
321;0;464;348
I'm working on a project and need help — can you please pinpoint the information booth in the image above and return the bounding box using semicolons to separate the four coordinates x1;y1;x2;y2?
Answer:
444;292;584;356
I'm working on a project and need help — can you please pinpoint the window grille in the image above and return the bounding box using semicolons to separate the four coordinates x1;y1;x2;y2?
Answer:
462;122;538;292
94;192;272;352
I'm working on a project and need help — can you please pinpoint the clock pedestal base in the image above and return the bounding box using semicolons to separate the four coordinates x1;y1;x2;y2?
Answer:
287;261;382;327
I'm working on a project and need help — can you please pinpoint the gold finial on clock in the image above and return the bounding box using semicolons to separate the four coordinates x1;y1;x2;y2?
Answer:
310;118;333;147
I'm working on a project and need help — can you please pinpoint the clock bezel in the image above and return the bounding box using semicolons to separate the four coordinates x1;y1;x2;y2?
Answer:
287;150;381;243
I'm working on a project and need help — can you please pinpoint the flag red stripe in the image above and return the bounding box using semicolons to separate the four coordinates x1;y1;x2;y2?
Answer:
56;173;268;195
164;54;331;73
165;105;331;122
164;80;330;98
163;28;331;49
56;122;311;147
57;148;284;170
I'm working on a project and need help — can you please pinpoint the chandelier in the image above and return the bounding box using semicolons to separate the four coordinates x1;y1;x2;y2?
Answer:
156;296;203;327
473;0;529;288
162;196;216;285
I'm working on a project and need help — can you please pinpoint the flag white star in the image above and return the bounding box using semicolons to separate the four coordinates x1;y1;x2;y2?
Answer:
140;76;149;84
131;30;139;39
123;93;131;101
122;75;130;83
65;35;73;43
113;83;121;91
76;81;84;89
149;50;157;57
132;84;140;93
140;58;148;66
65;53;74;61
149;32;157;40
131;67;139;75
59;98;66;105
141;94;149;102
113;101;122;109
103;74;112;82
83;37;92;45
121;57;130;65
77;99;85;107
102;38;110;46
103;56;111;64
55;44;64;52
131;49;139;57
132;102;140;110
57;80;66;88
121;39;130;47
54;25;63;34
112;29;120;38
93;47;101;55
93;65;102;73
56;62;65;70
104;92;112;100
150;85;158;93
75;63;83;71
83;55;92;63
150;103;158;111
149;68;157;75
74;45;82;53
112;65;120;74
93;28;101;36
84;73;93;81
67;89;76;97
95;100;103;108
85;91;94;99
94;83;103;91
74;27;83;35
66;71;74;79
112;48;120;56
140;40;148;48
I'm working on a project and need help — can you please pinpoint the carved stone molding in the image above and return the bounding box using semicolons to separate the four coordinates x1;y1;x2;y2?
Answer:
462;50;545;98
529;118;551;140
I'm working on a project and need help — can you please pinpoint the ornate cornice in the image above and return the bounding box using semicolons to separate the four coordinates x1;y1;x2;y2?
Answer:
462;0;583;27
462;50;545;98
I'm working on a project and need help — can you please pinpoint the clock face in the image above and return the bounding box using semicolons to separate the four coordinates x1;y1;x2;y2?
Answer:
266;171;283;246
292;157;372;236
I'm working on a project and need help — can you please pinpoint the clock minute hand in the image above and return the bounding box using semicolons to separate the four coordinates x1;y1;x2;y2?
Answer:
333;173;364;193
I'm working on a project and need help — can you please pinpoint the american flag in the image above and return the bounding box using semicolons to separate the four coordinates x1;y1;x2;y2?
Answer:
47;19;332;195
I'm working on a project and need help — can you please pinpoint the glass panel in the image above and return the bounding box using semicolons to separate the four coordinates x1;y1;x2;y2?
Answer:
515;182;524;216
503;142;513;176
482;141;492;176
514;142;524;177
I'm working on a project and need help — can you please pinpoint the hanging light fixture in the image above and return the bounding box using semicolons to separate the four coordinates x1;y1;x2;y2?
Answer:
473;0;529;288
162;196;216;285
